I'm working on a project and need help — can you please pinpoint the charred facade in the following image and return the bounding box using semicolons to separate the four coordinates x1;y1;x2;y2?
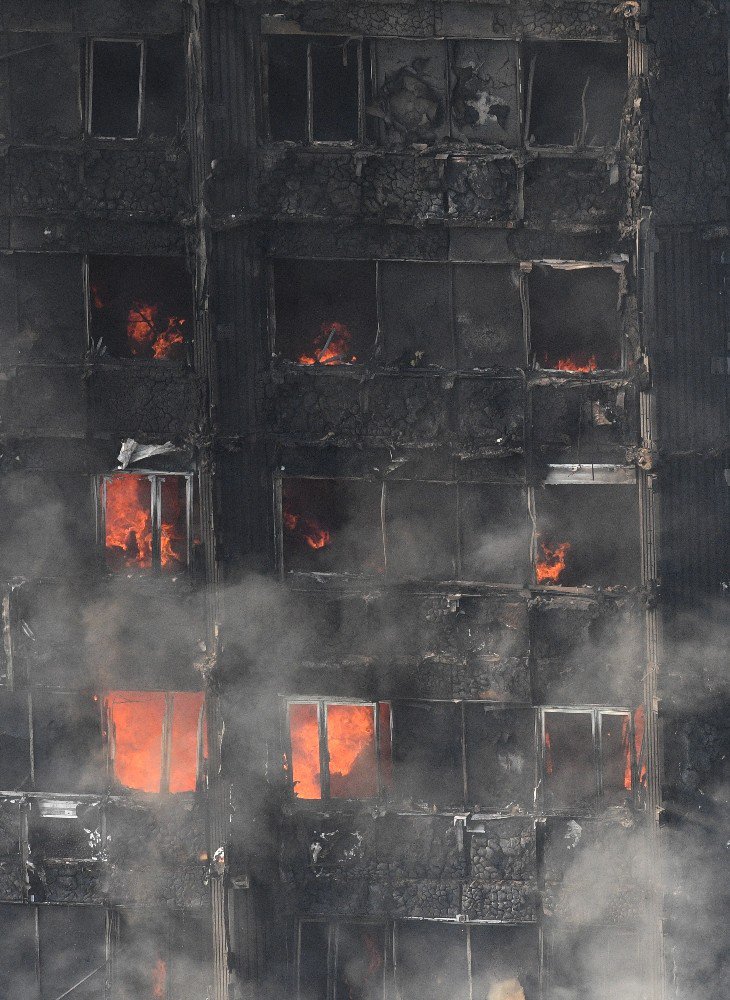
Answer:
0;2;727;1000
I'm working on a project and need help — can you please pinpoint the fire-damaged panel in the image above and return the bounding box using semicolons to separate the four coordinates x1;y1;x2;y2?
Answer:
450;41;520;147
371;40;449;147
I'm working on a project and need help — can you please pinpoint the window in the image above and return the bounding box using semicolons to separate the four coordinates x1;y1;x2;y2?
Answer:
465;705;535;812
266;36;366;143
38;906;106;1000
542;708;634;812
392;702;463;809
87;37;184;138
533;485;639;587
524;41;626;147
88;255;192;361
105;690;206;794
31;691;104;793
528;264;623;371
272;260;377;364
286;700;392;801
396;923;538;1000
0;692;31;789
101;472;192;574
299;921;386;1000
547;926;642;1000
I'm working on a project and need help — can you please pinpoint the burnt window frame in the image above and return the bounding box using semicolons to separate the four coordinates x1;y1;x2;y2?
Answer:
297;919;389;1000
86;38;145;139
105;689;207;796
263;35;369;145
540;706;636;814
285;697;393;803
97;470;194;575
524;260;627;373
522;39;628;150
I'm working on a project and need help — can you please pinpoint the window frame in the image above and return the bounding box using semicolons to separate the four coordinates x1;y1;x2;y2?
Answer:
98;470;194;574
86;37;145;139
285;697;393;802
263;35;368;145
540;706;636;814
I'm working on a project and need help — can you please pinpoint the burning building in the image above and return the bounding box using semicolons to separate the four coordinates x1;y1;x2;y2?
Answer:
0;2;727;1000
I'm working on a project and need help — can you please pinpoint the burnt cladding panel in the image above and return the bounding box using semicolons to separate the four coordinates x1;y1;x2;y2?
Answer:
0;693;31;789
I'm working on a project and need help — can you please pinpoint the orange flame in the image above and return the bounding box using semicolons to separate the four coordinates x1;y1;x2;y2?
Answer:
152;957;167;998
289;703;321;799
536;540;571;583
284;509;331;550
105;474;153;569
106;691;166;793
634;705;648;788
327;704;377;798
621;714;632;791
544;730;553;775
549;354;598;373
90;284;105;310
298;321;356;366
127;301;185;360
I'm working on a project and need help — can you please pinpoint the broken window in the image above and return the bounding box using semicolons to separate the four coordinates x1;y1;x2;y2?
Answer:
380;262;453;367
470;925;539;1000
392;702;463;808
272;260;377;364
533;485;639;587
38;905;106;1000
386;482;458;580
459;485;531;583
465;705;535;812
396;922;469;1000
453;264;524;368
105;690;206;794
524;41;626;147
32;691;104;793
542;708;634;812
286;700;392;801
88;40;143;138
88;255;192;360
281;478;384;575
101;472;191;574
266;36;366;142
298;921;386;1000
528;265;623;371
29;800;101;864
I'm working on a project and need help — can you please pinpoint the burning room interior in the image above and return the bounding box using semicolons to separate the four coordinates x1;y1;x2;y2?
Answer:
0;2;727;1000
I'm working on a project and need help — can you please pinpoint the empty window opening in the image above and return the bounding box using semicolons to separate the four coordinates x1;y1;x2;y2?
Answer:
0;906;37;996
286;700;392;801
465;705;535;812
542;708;634;812
396;922;469;1000
470;925;539;1000
89;40;143;138
453;264;524;368
105;690;206;794
32;691;104;793
298;921;386;1000
282;478;383;575
380;262;453;367
385;482;457;580
102;472;191;574
113;909;172;1000
528;266;622;372
459;485;530;584
392;702;463;809
88;255;192;361
38;906;106;1000
534;485;639;587
29;801;101;861
524;42;626;147
0;692;31;789
273;260;377;365
266;37;365;142
547;926;643;1000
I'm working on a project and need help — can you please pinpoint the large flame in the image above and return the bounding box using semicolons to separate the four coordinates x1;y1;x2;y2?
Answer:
105;474;153;569
127;301;185;360
634;705;647;788
284;509;331;551
550;354;598;373
152;957;167;999
298;321;356;366
106;691;166;793
327;704;377;798
621;713;632;791
535;539;571;584
169;691;206;794
289;703;321;799
159;476;187;571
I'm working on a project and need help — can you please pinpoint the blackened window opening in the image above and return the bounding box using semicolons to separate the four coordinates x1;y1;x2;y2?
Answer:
273;260;377;365
392;702;463;809
89;40;142;138
524;41;626;147
88;255;192;361
529;266;622;371
298;922;386;1000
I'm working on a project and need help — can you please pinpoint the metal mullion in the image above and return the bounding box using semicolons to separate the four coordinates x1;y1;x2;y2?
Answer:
136;40;146;136
444;39;453;140
357;40;365;144
460;700;468;808
330;923;337;1000
319;701;330;800
374;701;382;798
466;925;474;1000
296;921;303;1000
160;691;174;795
455;483;463;580
592;709;600;799
374;259;383;361
86;40;95;135
306;42;314;143
82;253;92;350
185;474;194;568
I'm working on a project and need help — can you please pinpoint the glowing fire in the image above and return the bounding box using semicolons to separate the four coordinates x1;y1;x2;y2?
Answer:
551;354;598;373
327;704;377;798
152;957;167;998
488;980;525;1000
363;931;384;978
544;730;553;775
127;301;185;360
298;321;356;366
535;539;571;584
289;703;321;799
105;474;153;569
634;705;648;787
159;476;187;571
284;509;331;551
621;713;632;791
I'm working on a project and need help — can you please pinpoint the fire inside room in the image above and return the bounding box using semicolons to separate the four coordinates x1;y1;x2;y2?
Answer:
0;3;727;1000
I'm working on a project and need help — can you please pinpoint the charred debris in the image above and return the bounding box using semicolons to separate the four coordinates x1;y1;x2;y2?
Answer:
0;1;727;999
